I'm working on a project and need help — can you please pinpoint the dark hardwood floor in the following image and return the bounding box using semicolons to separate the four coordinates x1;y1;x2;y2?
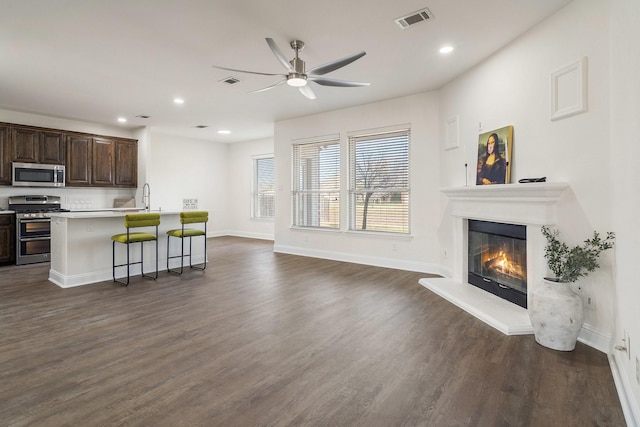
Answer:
0;237;626;426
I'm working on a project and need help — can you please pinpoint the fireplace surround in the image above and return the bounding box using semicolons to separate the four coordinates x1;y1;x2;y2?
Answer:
419;182;568;335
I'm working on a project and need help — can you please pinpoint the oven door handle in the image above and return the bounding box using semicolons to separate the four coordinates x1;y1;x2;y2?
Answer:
19;236;51;242
18;218;51;223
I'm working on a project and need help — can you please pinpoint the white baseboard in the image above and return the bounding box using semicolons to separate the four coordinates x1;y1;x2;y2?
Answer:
49;254;207;288
609;352;640;427
226;230;275;241
273;243;440;274
577;323;611;354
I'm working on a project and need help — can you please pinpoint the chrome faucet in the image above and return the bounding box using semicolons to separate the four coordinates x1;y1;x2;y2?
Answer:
142;183;151;211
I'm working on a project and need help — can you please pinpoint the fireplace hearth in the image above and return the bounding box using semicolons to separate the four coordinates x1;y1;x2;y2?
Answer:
468;220;527;308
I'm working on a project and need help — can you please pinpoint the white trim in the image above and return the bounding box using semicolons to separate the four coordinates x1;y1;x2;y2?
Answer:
551;57;588;121
577;322;611;354
445;115;459;150
273;243;440;274
610;352;640;427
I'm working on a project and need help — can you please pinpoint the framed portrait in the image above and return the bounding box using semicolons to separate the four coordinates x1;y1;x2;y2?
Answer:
476;126;513;185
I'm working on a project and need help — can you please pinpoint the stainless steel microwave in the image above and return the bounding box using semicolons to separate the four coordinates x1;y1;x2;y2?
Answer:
12;162;65;187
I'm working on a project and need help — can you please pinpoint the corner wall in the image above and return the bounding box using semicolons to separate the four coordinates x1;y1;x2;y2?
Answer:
227;137;275;240
438;0;615;345
609;0;640;423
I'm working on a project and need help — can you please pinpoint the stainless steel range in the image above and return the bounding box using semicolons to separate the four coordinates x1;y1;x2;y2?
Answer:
8;195;68;265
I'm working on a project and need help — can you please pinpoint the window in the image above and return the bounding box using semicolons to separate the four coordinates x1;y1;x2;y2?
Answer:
253;156;275;219
292;138;340;229
348;128;410;234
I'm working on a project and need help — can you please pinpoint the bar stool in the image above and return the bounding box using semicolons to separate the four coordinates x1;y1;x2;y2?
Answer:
111;213;160;286
166;211;208;275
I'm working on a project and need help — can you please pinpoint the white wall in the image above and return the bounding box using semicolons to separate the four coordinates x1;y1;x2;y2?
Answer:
273;93;441;273
146;132;230;237
439;0;639;420
610;0;640;423
227;137;274;240
438;0;615;341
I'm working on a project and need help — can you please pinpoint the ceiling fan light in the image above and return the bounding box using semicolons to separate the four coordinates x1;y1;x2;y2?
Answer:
287;74;307;87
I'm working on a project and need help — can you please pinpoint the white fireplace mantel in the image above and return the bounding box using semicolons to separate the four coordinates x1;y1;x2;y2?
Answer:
441;182;569;226
420;182;570;335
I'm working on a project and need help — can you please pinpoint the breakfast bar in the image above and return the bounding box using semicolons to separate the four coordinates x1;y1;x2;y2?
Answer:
49;210;207;287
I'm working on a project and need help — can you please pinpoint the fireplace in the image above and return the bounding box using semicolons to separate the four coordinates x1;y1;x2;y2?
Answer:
468;220;527;308
419;183;567;335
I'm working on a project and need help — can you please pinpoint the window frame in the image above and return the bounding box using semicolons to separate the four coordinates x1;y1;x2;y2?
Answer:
347;127;411;235
252;154;275;220
291;136;341;230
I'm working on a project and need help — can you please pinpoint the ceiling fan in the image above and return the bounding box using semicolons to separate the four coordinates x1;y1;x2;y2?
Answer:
213;38;369;100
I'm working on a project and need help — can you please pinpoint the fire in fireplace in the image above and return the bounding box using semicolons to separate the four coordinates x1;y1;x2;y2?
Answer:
468;220;527;308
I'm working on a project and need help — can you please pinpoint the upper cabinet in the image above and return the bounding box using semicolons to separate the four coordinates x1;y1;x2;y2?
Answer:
11;126;65;165
0;122;138;188
0;125;10;185
91;137;115;186
66;134;93;186
40;131;66;164
11;126;39;163
115;139;137;187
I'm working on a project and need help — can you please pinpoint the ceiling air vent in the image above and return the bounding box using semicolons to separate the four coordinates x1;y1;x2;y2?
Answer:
394;7;433;29
220;77;240;85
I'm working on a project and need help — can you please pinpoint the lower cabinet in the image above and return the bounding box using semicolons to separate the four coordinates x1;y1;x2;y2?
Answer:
0;215;15;265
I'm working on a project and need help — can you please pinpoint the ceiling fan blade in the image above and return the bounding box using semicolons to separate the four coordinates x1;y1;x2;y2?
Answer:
308;51;366;76
213;65;285;77
299;85;316;100
266;38;294;72
309;77;370;87
249;79;287;93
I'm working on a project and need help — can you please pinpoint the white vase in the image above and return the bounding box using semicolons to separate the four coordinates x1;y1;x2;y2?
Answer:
529;279;583;351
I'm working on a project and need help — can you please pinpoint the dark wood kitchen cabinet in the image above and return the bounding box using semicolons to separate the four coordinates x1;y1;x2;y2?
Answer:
40;131;66;164
11;126;65;165
0;214;16;265
92;137;115;186
66;134;93;186
0;125;10;185
11;126;38;163
0;121;137;188
115;139;137;187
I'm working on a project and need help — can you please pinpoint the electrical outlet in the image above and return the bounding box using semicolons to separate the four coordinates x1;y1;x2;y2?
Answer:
585;295;595;311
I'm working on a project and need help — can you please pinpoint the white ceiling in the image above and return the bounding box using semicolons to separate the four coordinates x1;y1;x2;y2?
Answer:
0;0;572;143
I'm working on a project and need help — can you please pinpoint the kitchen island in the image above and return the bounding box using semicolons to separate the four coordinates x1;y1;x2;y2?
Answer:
49;210;207;287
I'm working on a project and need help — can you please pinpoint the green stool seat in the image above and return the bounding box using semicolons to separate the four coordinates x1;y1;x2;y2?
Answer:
112;213;160;286
167;211;208;275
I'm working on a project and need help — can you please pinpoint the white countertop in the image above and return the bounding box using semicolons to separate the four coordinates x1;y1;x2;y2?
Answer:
50;209;181;219
0;210;15;215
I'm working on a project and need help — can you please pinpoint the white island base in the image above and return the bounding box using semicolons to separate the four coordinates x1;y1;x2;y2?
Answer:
49;211;207;288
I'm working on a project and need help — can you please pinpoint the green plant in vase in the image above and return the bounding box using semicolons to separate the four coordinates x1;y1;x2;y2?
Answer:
541;226;615;283
531;226;616;351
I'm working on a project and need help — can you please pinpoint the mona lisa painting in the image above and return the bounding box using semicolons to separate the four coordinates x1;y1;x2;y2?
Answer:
476;125;513;185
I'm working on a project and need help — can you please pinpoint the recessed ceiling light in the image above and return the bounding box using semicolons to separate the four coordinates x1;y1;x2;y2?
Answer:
217;130;231;135
439;46;454;54
117;117;127;123
174;98;185;105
